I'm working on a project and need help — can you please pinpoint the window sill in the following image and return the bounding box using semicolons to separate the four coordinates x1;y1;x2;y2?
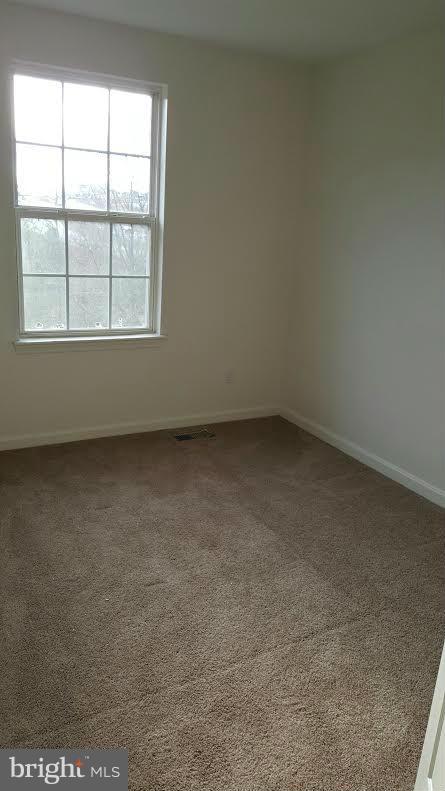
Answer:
13;334;167;353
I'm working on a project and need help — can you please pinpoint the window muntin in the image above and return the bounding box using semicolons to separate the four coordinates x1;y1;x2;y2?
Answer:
12;69;163;337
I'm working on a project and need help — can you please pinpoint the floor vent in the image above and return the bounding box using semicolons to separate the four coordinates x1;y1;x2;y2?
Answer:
173;427;215;442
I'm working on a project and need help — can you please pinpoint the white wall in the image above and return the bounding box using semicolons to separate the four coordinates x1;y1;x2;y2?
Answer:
0;6;444;506
285;29;445;497
0;3;305;445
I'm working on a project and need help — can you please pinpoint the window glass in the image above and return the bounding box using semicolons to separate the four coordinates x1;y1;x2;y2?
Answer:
13;71;162;337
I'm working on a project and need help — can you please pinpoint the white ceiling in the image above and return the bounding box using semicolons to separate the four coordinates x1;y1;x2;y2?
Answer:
9;0;445;59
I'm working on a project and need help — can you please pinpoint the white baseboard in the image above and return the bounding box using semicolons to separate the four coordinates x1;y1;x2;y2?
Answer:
0;406;279;452
280;406;445;509
2;403;443;509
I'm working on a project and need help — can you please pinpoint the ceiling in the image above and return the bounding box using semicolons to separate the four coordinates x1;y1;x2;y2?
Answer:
9;0;445;59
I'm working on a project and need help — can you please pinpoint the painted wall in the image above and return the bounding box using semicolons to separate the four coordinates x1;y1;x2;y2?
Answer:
0;3;304;444
0;6;443;504
285;30;445;492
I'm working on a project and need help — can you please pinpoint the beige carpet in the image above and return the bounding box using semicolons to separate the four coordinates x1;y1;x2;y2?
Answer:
1;416;444;790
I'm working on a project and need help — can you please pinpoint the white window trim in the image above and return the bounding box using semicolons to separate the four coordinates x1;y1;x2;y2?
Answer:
13;333;168;353
10;60;168;351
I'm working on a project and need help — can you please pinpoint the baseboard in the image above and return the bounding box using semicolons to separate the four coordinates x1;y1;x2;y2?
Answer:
3;404;443;509
0;406;279;452
280;406;445;509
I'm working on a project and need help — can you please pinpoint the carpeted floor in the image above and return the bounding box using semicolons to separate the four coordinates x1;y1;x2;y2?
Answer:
1;416;444;790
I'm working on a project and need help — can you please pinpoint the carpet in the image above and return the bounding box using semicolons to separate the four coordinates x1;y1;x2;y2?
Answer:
1;416;444;790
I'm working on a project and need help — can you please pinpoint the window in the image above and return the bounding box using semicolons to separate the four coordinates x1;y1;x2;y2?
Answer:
11;65;166;343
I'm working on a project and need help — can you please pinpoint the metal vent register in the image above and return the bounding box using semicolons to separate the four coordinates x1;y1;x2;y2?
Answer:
172;427;215;442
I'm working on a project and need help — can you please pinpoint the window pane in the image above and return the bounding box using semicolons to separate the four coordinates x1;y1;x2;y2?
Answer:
112;278;148;328
16;143;62;207
14;75;62;146
23;276;66;331
112;224;150;276
110;155;150;214
65;149;107;211
21;218;65;275
69;277;109;330
64;82;108;151
68;222;109;275
110;90;151;155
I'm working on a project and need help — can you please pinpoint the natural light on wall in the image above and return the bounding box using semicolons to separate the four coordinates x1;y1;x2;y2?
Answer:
12;68;166;340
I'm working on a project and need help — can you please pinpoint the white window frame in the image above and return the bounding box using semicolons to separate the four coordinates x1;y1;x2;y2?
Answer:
10;61;167;348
